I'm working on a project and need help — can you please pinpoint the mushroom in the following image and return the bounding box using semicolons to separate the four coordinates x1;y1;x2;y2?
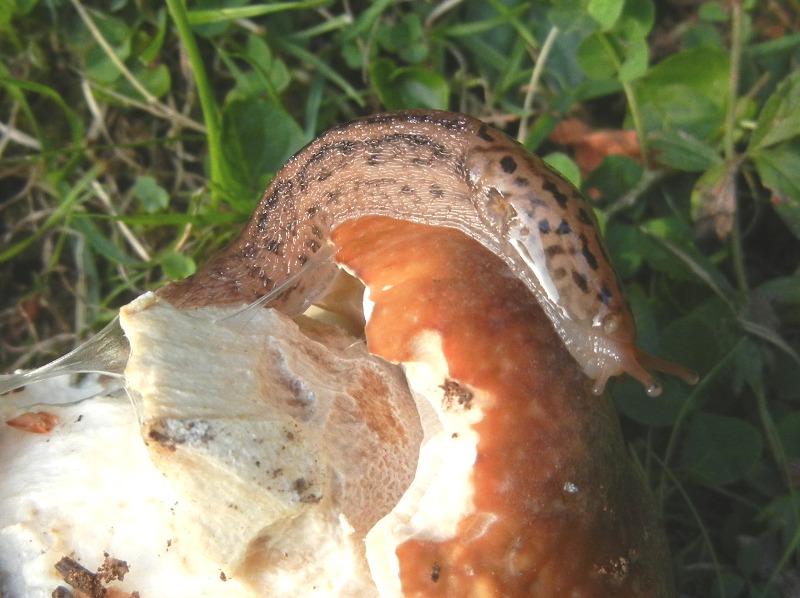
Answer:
0;111;679;596
0;215;673;596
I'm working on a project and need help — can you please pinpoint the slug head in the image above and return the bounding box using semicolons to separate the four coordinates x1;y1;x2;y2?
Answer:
561;310;699;397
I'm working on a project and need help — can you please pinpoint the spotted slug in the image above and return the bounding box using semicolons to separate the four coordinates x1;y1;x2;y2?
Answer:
159;110;697;396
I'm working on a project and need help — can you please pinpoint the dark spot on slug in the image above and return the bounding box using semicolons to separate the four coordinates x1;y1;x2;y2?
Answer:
545;245;566;259
382;132;439;153
401;185;414;194
307;146;330;166
538;219;551;233
266;239;283;255
265;190;280;210
500;156;517;174
578;208;593;225
572;270;589;293
454;154;468;178
296;172;309;193
334;140;357;154
543;179;569;209
325;190;340;204
526;193;548;209
477;124;494;142
595;231;612;262
306;239;321;252
514;176;529;187
556;219;572;235
431;564;441;583
579;234;599;270
551;266;568;280
430;184;444;198
297;254;308;266
597;285;613;305
306;205;318;217
317;170;331;182
311;225;323;239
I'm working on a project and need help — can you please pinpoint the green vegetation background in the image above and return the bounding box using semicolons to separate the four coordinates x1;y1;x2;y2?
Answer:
1;0;799;596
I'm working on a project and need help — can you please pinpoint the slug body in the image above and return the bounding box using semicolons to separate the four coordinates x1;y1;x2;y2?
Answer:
160;110;696;396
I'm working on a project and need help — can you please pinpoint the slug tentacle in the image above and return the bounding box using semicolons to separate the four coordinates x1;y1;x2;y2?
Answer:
158;110;697;395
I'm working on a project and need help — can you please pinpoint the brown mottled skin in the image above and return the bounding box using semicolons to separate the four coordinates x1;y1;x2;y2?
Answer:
159;110;696;396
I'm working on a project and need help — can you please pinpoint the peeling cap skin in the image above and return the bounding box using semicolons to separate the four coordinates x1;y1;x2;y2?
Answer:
332;216;674;597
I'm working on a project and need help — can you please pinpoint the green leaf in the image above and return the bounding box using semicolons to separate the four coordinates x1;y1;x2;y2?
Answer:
221;99;306;202
83;12;132;84
576;32;617;80
605;222;646;278
649;130;722;171
634;46;730;138
159;251;197;281
640;217;734;292
128;64;172;99
369;58;448;110
681;412;764;487
777;412;800;458
618;35;649;82
749;70;800;150
615;0;655;38
139;8;168;65
588;0;624;30
732;337;765;392
638;218;699;281
0;2;11;33
757;275;800;306
245;33;273;72
613;383;684;426
132;176;170;214
543;152;581;189
699;1;730;22
583;154;643;201
752;144;800;239
380;13;428;64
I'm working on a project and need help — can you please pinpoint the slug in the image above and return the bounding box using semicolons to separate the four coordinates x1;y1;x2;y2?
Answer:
159;110;698;397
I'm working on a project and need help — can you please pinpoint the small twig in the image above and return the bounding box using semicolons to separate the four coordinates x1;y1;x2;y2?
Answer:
83;81;206;134
80;78;110;143
726;0;749;294
0;120;42;151
91;181;152;262
518;25;560;144
69;0;159;106
425;0;465;28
